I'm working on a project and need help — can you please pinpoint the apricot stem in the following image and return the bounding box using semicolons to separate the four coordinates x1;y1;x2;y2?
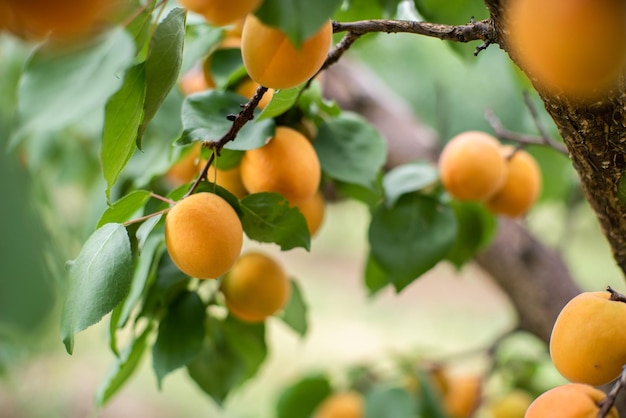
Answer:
607;286;626;303
123;207;171;227
149;192;176;206
597;365;626;418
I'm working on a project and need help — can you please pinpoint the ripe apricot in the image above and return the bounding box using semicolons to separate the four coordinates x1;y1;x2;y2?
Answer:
524;383;617;418
505;0;626;101
241;15;332;89
235;78;274;109
206;163;248;199
198;0;262;27
290;191;325;237
443;374;482;418
165;192;243;279
485;147;541;218
487;390;533;418
179;65;214;96
550;290;626;386
240;126;321;201
313;391;364;418
438;131;507;201
220;251;290;323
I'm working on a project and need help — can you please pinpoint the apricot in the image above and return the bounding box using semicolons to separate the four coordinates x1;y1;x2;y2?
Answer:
235;78;274;109
164;144;202;187
524;383;617;418
485;147;541;218
190;0;262;27
206;163;248;199
550;290;626;386
313;391;364;418
179;64;214;96
240;126;321;201
443;374;482;418
290;191;325;237
438;131;507;201
487;390;533;418
505;0;626;101
220;251;290;323
241;15;332;89
165;192;243;279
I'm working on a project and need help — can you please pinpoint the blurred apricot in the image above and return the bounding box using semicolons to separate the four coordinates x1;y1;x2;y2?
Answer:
505;0;626;101
164;144;202;187
205;163;248;199
485;146;541;218
290;191;325;237
525;383;617;418
179;65;214;96
242;15;332;89
240;126;321;201
165;192;243;279
487;390;533;418
221;251;290;323
313;391;364;418
443;374;482;418
235;78;274;109
550;290;626;386
438;131;507;201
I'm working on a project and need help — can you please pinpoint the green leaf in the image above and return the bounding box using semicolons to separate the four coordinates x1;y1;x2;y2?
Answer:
333;0;384;21
176;90;275;150
12;28;135;143
213;148;244;170
377;0;403;17
276;374;332;418
415;369;448;418
255;0;342;46
382;162;439;207
240;193;311;251
334;179;383;208
97;190;151;228
209;48;244;88
258;85;306;121
187;315;266;405
364;255;390;296
181;23;222;74
96;324;153;408
138;7;186;146
445;201;497;269
314;113;387;190
122;0;155;60
153;291;206;388
278;280;308;336
365;386;417;418
140;252;191;319
368;194;457;292
60;224;134;354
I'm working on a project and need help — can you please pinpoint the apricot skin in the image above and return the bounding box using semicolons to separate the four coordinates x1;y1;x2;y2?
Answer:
165;192;243;279
240;126;321;201
221;252;290;323
443;374;482;418
313;391;364;418
438;131;506;201
550;291;626;386
290;191;325;237
241;15;332;89
524;383;617;418
485;147;541;218
505;0;626;101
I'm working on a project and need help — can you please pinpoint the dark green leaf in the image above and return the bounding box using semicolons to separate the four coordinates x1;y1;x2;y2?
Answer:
102;64;146;199
177;90;275;150
140;252;191;319
258;85;305;121
97;190;151;228
153;291;206;387
221;315;267;381
314;113;387;190
96;324;153;408
383;162;439;207
334;179;383;208
255;0;342;46
213;148;244;170
139;8;186;146
12;28;135;143
240;193;311;251
181;23;222;73
369;194;457;292
364;255;390;296
365;386;417;418
60;223;134;354
333;0;384;21
209;48;244;88
415;369;448;418
445;201;496;269
123;0;155;60
278;280;308;336
276;374;332;418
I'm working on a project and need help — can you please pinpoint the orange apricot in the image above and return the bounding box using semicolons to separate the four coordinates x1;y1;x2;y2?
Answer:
485;146;541;218
206;163;248;199
550;290;626;386
290;191;325;237
505;0;626;101
241;15;332;89
443;374;482;418
438;131;507;201
202;0;262;27
240;126;321;201
487;390;533;418
165;192;243;279
179;64;214;96
220;251;290;323
524;383;617;418
235;78;274;109
313;391;364;418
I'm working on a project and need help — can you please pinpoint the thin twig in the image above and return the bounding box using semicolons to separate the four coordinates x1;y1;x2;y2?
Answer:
123;207;170;227
484;109;569;156
121;0;166;28
597;366;626;417
149;192;176;206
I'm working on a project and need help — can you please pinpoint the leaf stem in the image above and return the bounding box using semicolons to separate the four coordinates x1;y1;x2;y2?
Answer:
123;207;171;227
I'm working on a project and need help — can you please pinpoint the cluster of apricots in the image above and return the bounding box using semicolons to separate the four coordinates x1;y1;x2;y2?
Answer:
505;0;626;101
438;131;542;218
0;0;119;41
